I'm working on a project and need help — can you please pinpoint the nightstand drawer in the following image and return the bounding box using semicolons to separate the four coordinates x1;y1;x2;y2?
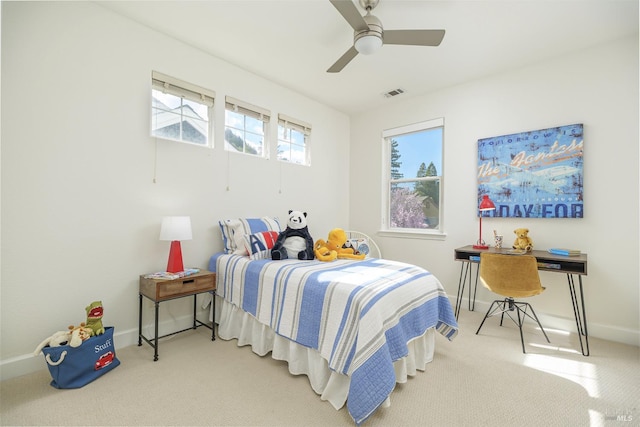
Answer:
139;271;216;301
157;276;213;298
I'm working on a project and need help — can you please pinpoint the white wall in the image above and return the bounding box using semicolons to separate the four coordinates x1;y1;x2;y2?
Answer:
350;35;639;346
1;2;351;379
2;2;638;381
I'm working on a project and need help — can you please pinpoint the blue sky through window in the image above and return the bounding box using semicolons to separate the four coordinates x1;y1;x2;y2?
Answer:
394;127;443;178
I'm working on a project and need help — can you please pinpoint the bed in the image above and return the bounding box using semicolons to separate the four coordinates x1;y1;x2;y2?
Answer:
207;251;457;424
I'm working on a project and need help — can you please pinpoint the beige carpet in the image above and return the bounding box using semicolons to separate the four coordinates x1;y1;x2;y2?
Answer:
1;310;638;426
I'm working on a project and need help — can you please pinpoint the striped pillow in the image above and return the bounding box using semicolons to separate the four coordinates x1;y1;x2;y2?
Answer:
243;231;280;260
218;217;281;255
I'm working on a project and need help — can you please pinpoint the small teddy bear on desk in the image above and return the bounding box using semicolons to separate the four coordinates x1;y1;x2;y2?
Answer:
512;228;533;252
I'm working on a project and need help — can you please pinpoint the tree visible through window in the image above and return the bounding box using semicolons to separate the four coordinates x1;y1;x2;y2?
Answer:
224;111;262;155
383;118;444;233
224;96;270;158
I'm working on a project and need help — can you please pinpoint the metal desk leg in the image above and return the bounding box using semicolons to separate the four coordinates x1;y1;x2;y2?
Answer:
455;262;468;319
469;263;479;312
567;274;590;356
153;301;159;361
455;261;480;319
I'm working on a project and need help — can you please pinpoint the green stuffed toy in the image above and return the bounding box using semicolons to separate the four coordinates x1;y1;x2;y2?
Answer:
85;301;105;336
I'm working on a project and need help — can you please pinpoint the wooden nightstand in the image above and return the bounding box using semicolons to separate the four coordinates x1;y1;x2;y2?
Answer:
138;270;216;361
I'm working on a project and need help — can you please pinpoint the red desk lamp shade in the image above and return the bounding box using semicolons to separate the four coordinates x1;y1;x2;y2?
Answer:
160;216;192;273
473;195;496;249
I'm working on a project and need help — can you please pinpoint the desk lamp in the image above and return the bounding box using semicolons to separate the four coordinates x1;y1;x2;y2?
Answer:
160;216;192;273
473;195;496;249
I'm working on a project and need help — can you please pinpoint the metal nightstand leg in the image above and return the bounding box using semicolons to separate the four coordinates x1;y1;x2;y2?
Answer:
192;295;198;329
138;294;143;346
211;291;216;341
153;301;159;361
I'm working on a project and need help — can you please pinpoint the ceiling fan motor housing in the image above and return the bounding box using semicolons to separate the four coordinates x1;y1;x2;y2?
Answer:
359;0;380;10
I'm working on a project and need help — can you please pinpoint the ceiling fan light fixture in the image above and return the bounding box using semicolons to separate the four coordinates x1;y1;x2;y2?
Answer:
354;34;382;55
354;13;383;55
328;0;444;73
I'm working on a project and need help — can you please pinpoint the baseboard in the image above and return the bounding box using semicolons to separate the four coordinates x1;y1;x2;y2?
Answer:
1;311;211;382
4;300;637;382
452;296;640;347
0;353;46;382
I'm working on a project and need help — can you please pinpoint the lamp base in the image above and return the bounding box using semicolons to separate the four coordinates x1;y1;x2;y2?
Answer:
472;244;489;250
166;240;184;273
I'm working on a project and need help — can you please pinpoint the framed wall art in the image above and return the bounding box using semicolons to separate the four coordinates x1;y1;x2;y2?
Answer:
477;123;584;218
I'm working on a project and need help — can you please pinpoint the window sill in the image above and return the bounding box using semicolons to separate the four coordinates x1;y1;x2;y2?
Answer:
377;229;447;240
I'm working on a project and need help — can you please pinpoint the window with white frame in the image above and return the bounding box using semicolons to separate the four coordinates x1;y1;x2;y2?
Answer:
382;118;444;234
277;114;311;165
224;96;270;157
151;71;215;146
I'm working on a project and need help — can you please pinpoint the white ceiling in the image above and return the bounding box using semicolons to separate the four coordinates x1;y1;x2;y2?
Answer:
97;0;638;116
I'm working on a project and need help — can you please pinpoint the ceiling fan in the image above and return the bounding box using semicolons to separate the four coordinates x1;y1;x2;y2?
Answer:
327;0;445;73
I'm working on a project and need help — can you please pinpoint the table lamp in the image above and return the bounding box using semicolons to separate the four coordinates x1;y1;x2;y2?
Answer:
160;216;192;273
473;195;496;249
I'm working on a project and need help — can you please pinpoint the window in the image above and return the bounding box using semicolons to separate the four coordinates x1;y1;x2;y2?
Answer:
224;96;270;157
382;118;444;235
277;114;311;165
151;71;215;146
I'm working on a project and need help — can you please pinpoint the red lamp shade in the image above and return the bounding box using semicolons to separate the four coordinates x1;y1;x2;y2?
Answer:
478;195;496;211
160;216;192;273
473;195;496;249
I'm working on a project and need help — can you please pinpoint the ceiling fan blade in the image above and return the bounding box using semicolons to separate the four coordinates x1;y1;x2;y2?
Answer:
327;46;359;73
383;29;446;46
329;0;368;32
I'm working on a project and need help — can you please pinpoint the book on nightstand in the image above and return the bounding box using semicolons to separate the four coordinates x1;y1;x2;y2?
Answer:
548;248;581;256
143;268;200;280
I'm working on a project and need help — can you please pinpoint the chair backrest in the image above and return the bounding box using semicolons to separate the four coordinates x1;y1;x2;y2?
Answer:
479;252;545;298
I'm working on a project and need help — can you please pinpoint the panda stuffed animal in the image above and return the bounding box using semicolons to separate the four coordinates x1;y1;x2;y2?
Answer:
271;210;315;260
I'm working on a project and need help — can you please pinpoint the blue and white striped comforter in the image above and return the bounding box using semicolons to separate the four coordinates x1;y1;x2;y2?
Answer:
211;253;458;425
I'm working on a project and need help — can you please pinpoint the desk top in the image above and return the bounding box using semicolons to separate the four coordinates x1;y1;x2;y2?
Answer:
454;245;588;275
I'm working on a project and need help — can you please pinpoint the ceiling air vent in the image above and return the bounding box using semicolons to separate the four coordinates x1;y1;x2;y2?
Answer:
383;88;405;98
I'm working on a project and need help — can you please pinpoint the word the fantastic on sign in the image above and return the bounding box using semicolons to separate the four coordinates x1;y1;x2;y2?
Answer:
477;123;584;218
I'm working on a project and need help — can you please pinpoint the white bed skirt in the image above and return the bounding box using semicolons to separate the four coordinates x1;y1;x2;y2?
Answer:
213;296;436;411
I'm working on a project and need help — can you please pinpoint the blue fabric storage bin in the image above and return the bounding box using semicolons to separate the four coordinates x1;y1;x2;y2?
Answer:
41;326;120;389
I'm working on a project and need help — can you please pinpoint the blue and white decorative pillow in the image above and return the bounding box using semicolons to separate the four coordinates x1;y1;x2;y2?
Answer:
347;238;370;257
243;231;280;260
218;217;281;255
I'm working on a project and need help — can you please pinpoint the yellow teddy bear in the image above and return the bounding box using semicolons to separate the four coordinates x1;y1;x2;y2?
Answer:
314;228;366;262
512;228;533;252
